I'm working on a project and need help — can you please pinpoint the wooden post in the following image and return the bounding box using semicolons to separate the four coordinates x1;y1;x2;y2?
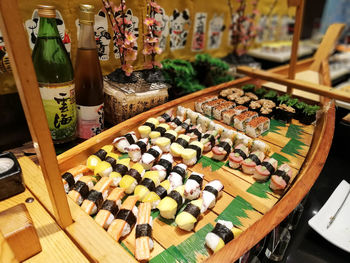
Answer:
0;0;73;228
287;0;305;94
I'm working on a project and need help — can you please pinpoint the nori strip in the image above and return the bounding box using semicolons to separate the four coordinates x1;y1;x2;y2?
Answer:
188;128;202;141
116;209;136;227
180;122;190;132
105;156;117;169
148;148;161;159
261;161;275;175
171;165;186;179
95;149;107;160
126;168;142;183
169;190;183;208
188;173;203;187
62;172;75;190
172;117;182;126
155;185;168;199
274;170;290;184
136;140;147;154
203;185;218;198
144;122;155;130
248;154;261;165
101;199;119;216
125;133;136;145
183;203;200;218
176;138;189;148
211;223;234;244
218;141;231;154
73;181;89;199
161;113;172;122
233;148;248;160
140;178;156;192
158;159;172;175
115;164;128;175
188;144;202;160
155;126;167;136
136;224;152;238
164;132;176;142
86;190;103;209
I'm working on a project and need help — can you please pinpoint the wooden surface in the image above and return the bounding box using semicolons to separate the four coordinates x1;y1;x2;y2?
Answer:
0;231;18;263
0;204;41;262
0;0;72;228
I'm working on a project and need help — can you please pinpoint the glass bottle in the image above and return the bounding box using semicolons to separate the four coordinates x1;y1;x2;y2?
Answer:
32;5;76;144
75;4;104;139
264;225;291;262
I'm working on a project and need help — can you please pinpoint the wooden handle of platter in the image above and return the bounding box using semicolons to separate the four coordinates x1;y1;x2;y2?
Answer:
0;231;18;263
0;0;73;228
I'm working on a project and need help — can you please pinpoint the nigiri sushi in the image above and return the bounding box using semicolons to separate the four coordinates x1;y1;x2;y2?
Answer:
175;199;202;231
228;144;249;169
94;152;120;177
113;132;137;153
138;118;159;138
175;119;191;134
157;185;185;219
119;163;145;194
142;180;171;209
86;145;114;171
182;141;204;166
141;146;163;170
151;153;173;181
212;139;232;161
186;125;202;142
200;131;218;152
109;158;130;187
201;180;223;213
184;172;203;200
157;110;173;123
168;163;187;190
149;123;170;144
169;116;183;130
67;176;97;205
270;164;292;191
126;138;150;162
253;157;278;182
155;130;177;152
61;164;91;193
170;134;190;157
241;151;265;174
134;171;160;200
135;202;153;261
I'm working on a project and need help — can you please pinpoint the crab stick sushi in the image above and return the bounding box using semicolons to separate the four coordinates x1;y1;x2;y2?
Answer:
94;152;120;177
212;139;232;161
149;123;170;143
253;157;278;182
95;188;125;229
182;141;204;166
138;118;159;138
135;202;153;261
107;195;139;241
205;220;242;253
113;132;137;153
134;171;160;200
141;146;162;170
195;95;218;113
151;153;173;181
170;134;190;157
184;172;203;200
168;163;187;190
241;151;265;174
86;145;114;171
157;185;185;219
68;176;97;205
62;164;92;193
108;158;130;187
157;110;173;123
142;180;171;209
251;139;271;156
175;199;203;231
81;177;113;215
119;163;145;194
270;164;292;191
201;180;223;213
228;144;249;169
126;138;150;162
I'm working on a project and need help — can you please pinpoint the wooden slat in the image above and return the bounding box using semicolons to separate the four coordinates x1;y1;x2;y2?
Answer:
0;231;18;263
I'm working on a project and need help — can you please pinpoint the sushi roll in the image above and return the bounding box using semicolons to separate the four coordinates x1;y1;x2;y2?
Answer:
149;123;170;144
155;130;178;153
270;164;292;191
176;106;187;119
170;134;190;157
175;119;191;135
134;171;160;200
227;93;241;102
94;152;120;177
201;180;224;213
157;110;173;123
142;180;171;209
232;105;249;116
249;101;262;113
230;88;244;96
212;139;232;161
175;199;203;231
86;145;114;171
187;109;200;125
260;107;274;118
108;158;130;187
126;138;150;162
219;88;234;99
107;195;139;241
138;118;159;138
253;157;278;182
141;146;163;170
233;111;258;131
274;104;295;123
113;132;137;153
95;188;125;229
168;163;187;190
228;144;249;169
221;129;237;141
202;99;226;117
200;131;217;152
222;109;236;126
213;101;235;121
197;114;211;133
61;164;92;193
119;163;145;194
67;176;97;205
81;177;113;215
251;140;271;156
241;151;265;174
157;185;185;219
151;153;173;181
135;202;153;261
182;141;204;166
235;96;251;107
205;220;242;253
195;95;218;113
234;132;253;148
245;92;258;101
184;172;203;200
186;125;203;142
246;116;270;138
259;99;276;109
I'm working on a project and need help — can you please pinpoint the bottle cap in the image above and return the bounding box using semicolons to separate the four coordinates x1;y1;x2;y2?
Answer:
37;5;56;18
79;4;95;25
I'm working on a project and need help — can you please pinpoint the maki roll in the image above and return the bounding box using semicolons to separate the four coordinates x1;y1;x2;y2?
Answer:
141;146;163;170
135;202;153;261
249;101;262;113
195;95;218;113
86;145;114;171
234;132;253;148
251;140;271;156
260;107;274;118
81;177;113;215
142;180;171;209
149;123;170;143
108;158;130;187
245;92;258;101
157;110;173;123
222;109;236;125
182;141;204;166
274;104;295;123
62;164;92;193
230;88;244;96
233;111;258;131
201;180;223;213
113;132;137;153
205;220;242;253
197;114;211;133
258;99;276;109
176;106;187;119
157;185;185;219
151;153;173;181
67;176;97;205
168;163;187;190
126;138;150;162
228;144;249;169
186;109;200;125
212;139;232;161
276;94;291;106
184;172;204;200
232;105;249;115
245;116;270;138
242;83;256;93
253;157;278;182
235;96;251;107
170;134;190;157
213;101;235;121
175;199;203;231
263;90;278;103
201;131;217;152
119;163;145;194
270;164;292;191
300;104;320;125
138;118;159;138
95;188;125;229
202;99;226;117
241;151;265;175
134;171;160;200
107;195;139;241
294;101;307;120
94;152;120;177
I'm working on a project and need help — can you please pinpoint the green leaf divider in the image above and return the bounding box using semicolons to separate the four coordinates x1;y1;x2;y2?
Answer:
270;152;290;166
120;242;133;256
198;156;225;172
118;153;129;159
286;124;305;140
246;180;272;199
262;119;286;136
281;138;306;157
150;245;187;263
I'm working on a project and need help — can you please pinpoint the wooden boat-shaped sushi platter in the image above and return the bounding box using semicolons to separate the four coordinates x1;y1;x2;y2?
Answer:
0;0;348;262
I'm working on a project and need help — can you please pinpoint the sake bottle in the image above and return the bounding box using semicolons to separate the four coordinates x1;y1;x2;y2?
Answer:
75;4;104;139
32;5;76;143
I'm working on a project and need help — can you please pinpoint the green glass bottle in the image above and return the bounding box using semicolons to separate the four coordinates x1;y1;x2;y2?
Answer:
32;5;76;143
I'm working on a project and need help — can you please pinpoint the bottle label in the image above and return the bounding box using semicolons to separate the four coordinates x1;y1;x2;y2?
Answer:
77;104;104;139
39;82;77;141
